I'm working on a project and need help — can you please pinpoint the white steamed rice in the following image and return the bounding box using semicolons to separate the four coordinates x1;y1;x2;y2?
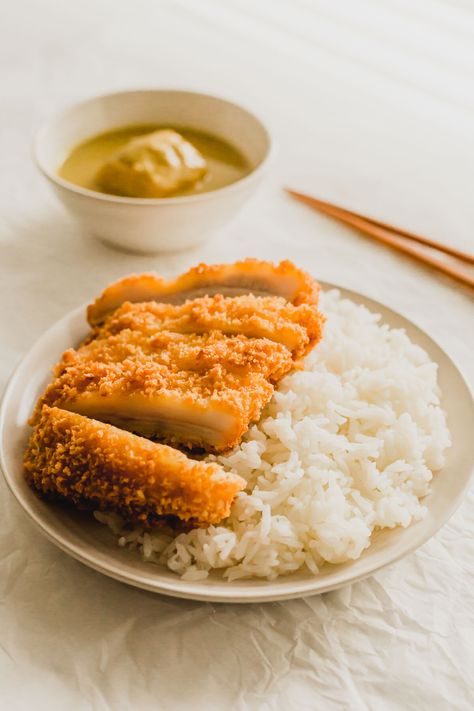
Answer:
94;289;451;582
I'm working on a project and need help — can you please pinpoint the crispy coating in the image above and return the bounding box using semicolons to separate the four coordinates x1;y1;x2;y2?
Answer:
33;331;294;451
87;259;319;325
26;259;325;532
24;406;245;528
93;294;324;360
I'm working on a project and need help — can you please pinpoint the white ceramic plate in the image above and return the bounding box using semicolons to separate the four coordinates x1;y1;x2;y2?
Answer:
1;285;473;603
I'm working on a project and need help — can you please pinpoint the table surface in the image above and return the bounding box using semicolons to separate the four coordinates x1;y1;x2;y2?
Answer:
1;1;473;709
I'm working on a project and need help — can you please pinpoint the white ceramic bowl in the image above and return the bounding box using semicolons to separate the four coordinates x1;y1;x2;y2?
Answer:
34;90;272;254
1;284;473;603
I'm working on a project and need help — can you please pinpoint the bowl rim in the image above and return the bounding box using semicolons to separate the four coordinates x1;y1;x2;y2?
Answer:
32;88;274;207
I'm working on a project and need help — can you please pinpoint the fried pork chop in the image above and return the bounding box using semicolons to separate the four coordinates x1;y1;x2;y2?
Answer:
93;293;324;360
33;330;295;452
24;406;245;528
87;259;319;326
34;260;323;453
25;259;324;532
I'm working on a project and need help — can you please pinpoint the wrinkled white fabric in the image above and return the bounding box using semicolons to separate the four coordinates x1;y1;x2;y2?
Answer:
1;1;473;709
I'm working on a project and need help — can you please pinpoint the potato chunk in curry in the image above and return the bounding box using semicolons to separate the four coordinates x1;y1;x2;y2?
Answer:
97;129;207;198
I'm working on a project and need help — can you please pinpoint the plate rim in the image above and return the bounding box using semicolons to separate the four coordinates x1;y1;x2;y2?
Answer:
1;282;473;603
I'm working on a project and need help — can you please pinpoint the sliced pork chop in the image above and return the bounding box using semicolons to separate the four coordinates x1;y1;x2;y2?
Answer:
93;293;324;360
24;406;245;528
87;259;319;326
32;330;294;452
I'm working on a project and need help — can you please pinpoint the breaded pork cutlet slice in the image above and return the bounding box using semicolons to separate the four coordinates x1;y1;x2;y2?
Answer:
92;294;325;360
33;330;294;452
24;406;245;528
87;259;319;326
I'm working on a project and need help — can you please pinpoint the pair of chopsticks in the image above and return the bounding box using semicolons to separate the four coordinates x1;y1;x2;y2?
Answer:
286;188;474;290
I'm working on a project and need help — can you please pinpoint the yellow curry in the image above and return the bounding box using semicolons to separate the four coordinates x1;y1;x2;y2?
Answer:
58;125;251;198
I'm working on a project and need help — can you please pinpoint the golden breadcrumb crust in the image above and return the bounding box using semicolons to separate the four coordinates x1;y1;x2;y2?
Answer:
92;294;324;360
24;406;245;528
25;259;325;530
32;331;292;451
87;259;320;325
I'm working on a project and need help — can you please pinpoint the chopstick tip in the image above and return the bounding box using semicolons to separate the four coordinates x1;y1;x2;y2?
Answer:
284;187;302;199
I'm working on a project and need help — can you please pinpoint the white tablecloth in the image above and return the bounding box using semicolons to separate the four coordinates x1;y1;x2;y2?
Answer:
1;1;473;708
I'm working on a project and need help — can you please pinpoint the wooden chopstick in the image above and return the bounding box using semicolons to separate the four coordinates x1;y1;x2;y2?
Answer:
286;189;474;264
286;188;474;290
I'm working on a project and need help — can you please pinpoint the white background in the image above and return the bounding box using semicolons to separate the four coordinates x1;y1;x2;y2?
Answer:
1;1;473;708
